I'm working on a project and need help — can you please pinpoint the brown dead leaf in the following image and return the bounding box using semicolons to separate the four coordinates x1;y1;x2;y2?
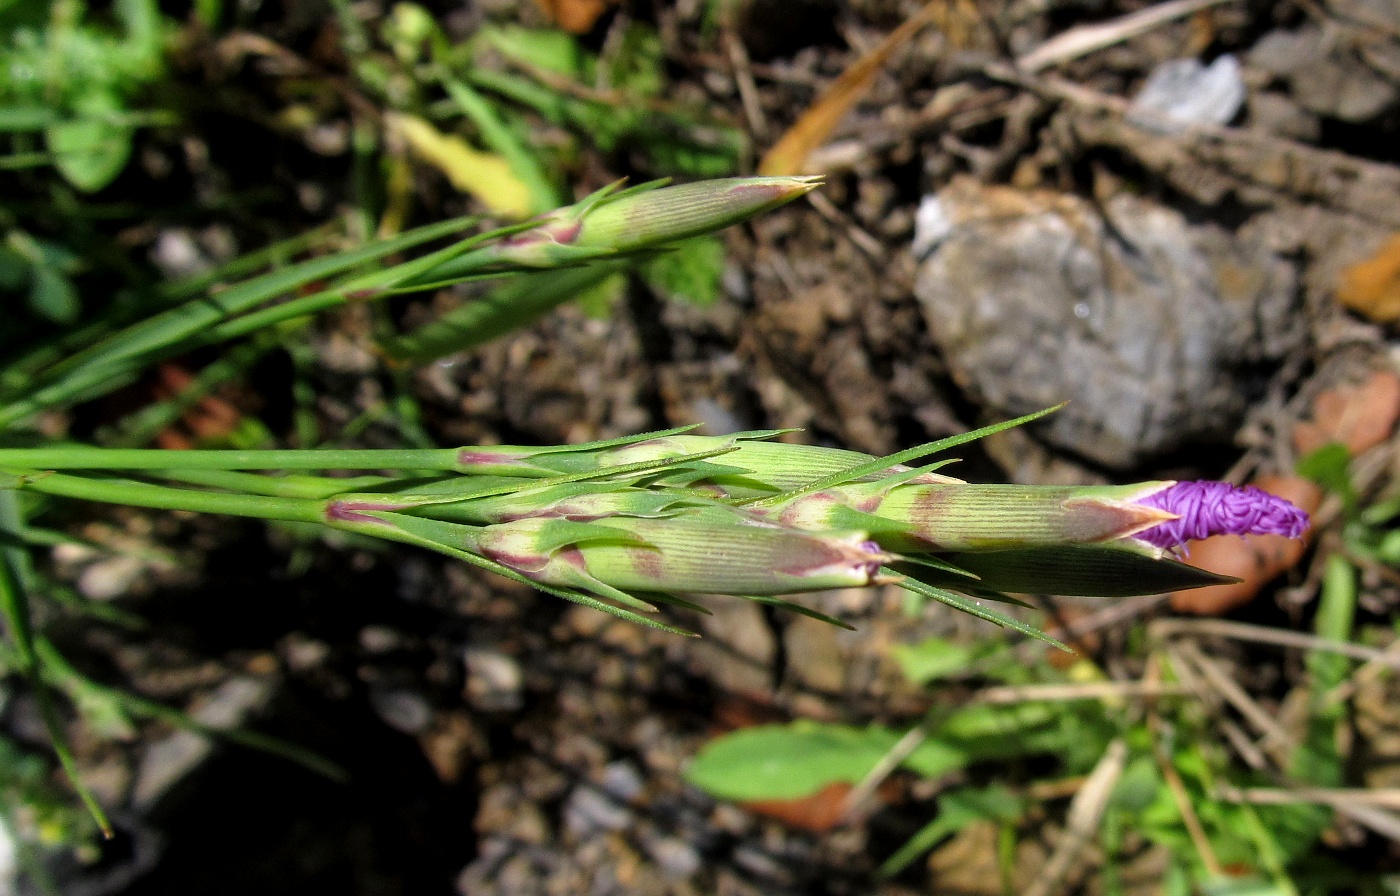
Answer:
151;363;245;450
1337;232;1400;323
534;0;615;34
743;781;856;833
1170;369;1400;615
758;0;955;176
1293;368;1400;455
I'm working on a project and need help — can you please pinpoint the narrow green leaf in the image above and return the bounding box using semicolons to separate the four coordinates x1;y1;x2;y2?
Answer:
741;594;855;630
747;405;1063;508
936;545;1238;597
0;493;112;835
878;785;1025;878
895;574;1069;651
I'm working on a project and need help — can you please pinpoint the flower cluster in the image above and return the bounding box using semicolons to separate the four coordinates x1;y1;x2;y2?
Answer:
319;422;1310;636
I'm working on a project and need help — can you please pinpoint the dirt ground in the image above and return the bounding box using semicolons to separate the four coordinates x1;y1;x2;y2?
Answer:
16;0;1400;893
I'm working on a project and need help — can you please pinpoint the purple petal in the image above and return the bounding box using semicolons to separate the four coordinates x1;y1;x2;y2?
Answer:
1136;480;1310;549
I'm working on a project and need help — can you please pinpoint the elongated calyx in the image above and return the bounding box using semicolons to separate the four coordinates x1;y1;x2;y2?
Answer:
472;515;892;597
487;176;823;267
1134;480;1310;548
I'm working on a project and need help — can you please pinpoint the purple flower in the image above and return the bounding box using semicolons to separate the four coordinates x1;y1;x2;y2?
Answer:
1135;480;1310;549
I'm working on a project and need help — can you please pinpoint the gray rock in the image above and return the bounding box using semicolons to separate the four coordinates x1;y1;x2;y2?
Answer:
1248;23;1399;122
645;835;702;880
913;179;1302;469
599;760;644;803
1129;55;1245;132
462;648;524;712
368;686;433;735
132;677;274;811
563;785;633;837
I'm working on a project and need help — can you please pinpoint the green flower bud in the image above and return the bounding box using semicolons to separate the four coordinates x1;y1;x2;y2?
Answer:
768;482;1177;552
477;176;823;268
470;515;893;597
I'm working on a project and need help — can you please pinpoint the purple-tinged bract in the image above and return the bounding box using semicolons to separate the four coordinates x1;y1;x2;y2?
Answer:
1136;480;1310;549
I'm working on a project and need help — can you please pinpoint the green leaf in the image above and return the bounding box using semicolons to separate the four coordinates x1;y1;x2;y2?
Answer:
685;721;915;801
896;575;1069;651
573;270;628;319
0;106;56;131
1297;442;1355;514
878;785;1025;877
382;262;626;362
1109;755;1162;813
478;25;586;78
47;118;134;192
1307;554;1355;693
641;236;726;306
27;264;80;323
891;636;978;685
927;545;1237;598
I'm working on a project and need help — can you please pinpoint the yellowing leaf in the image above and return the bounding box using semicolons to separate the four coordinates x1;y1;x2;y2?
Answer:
386;113;533;218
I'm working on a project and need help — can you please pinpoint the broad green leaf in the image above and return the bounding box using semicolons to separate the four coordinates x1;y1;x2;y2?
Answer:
685;721;917;801
478;25;586;77
47;118;133;192
27;265;79;323
891;636;977;685
1297;442;1355;514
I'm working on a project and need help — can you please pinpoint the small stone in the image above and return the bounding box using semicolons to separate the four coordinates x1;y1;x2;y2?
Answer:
358;625;403;654
646;835;702;880
0;813;16;896
279;635;330;673
475;783;549;843
1248;24;1400;123
563;786;633;837
77;555;145;601
463;648;524;712
369;686;434;735
150;230;210;279
80;756;133;808
1128;55;1245;132
600;761;645;803
133;731;211;812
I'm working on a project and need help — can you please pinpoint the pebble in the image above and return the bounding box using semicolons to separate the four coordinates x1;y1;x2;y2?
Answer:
1248;21;1400;122
0;814;15;896
563;785;633;837
358;625;403;654
368;686;434;735
600;760;645;803
645;835;702;880
1128;55;1245;132
132;677;274;811
77;555;145;601
462;648;524;712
